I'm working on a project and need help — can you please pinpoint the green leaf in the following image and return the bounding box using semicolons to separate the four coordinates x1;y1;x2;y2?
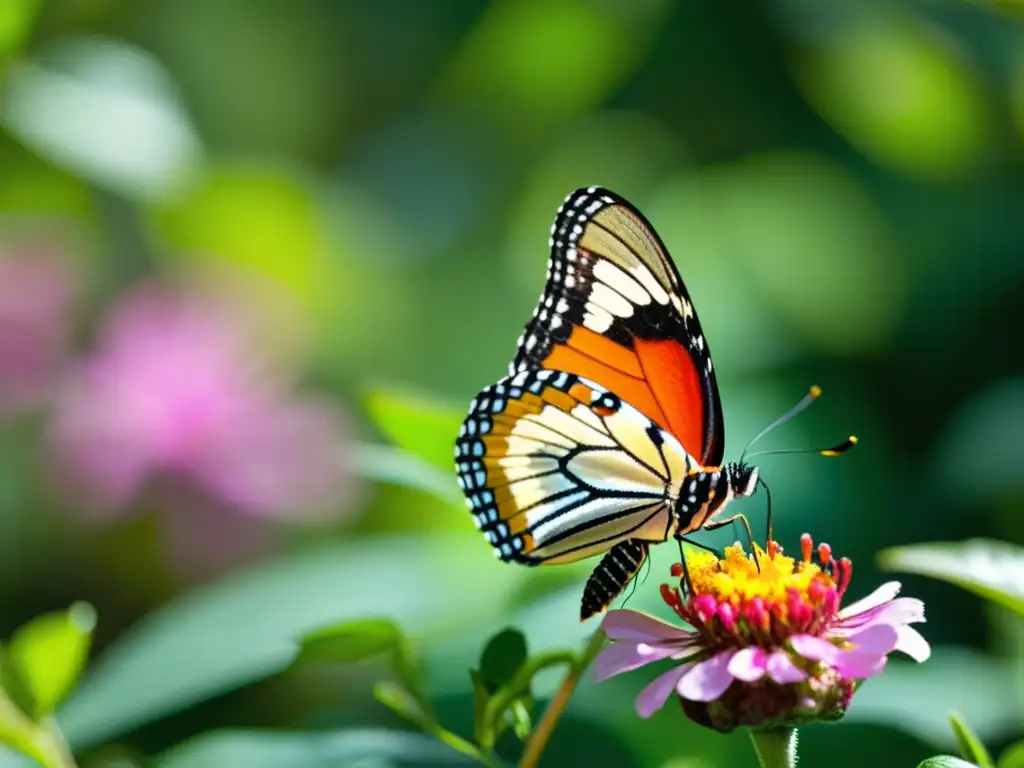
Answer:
878;539;1024;615
153;728;480;768
999;741;1024;768
918;758;981;768
56;536;522;750
0;0;42;60
0;646;35;717
478;629;528;693
468;669;492;747
373;682;436;732
297;617;432;718
297;618;401;664
510;699;532;741
950;712;995;768
6;603;95;719
351;441;461;505
363;385;464;474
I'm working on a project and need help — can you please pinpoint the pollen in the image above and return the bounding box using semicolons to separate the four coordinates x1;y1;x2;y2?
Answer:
665;534;852;641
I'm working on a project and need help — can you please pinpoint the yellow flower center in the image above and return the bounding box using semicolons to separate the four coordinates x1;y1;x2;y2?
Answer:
686;543;831;605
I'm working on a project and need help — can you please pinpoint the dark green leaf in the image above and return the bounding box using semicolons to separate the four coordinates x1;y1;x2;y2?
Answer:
297;618;401;664
918;758;981;768
373;681;436;731
478;629;527;693
153;728;481;768
6;602;95;718
878;540;1024;615
951;712;995;768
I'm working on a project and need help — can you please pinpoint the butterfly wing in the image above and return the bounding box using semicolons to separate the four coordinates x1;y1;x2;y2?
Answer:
512;186;725;466
454;368;695;566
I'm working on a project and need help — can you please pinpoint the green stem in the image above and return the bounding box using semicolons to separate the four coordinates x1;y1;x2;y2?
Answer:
429;725;502;768
749;727;798;768
0;692;78;768
517;631;606;768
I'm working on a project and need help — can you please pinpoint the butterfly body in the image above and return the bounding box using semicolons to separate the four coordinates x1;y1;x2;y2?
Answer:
455;186;760;620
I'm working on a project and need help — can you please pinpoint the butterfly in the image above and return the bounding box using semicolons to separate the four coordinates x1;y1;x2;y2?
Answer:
453;186;849;621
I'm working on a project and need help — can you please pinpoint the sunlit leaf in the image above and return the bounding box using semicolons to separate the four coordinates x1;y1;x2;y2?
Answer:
154;728;478;768
363;384;464;474
6;603;95;719
999;740;1024;768
791;12;990;180
57;537;522;750
435;0;669;140
1;36;202;200
148;162;330;310
0;0;41;60
478;628;528;693
878;540;1024;615
950;712;995;768
918;758;981;768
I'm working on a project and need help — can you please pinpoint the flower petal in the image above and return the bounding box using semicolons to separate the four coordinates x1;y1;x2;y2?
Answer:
837;581;901;620
833;597;926;634
727;647;768;682
677;650;737;702
635;662;695;718
835;651;887;679
789;633;839;664
600;610;696;643
592;641;683;682
895;625;931;663
766;651;806;684
846;623;898;655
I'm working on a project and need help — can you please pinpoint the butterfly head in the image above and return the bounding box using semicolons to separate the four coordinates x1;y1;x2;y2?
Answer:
724;461;759;499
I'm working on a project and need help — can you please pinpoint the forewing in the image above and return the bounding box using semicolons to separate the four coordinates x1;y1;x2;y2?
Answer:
511;186;725;465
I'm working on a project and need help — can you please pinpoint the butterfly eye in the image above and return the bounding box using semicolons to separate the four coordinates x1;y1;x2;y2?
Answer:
591;392;621;417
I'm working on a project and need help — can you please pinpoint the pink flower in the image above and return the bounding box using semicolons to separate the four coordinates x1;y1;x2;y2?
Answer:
48;280;355;569
0;237;76;420
593;534;929;732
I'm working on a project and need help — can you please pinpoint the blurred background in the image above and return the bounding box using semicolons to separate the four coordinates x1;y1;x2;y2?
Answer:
1;0;1023;766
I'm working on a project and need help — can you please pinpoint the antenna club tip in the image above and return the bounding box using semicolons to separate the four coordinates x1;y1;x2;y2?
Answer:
809;385;822;398
849;435;859;445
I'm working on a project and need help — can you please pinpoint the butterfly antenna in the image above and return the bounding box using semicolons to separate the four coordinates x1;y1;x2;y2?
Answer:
744;435;858;461
739;386;823;464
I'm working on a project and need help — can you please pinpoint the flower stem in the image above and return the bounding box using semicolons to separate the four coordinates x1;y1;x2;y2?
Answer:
0;691;78;768
749;727;798;768
517;631;605;768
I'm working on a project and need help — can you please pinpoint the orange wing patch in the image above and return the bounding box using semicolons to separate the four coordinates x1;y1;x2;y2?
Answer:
542;327;706;459
635;338;704;460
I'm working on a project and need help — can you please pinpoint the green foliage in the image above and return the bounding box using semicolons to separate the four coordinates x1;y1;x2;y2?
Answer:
998;740;1024;768
153;728;481;768
0;0;41;61
364;384;465;474
4;603;95;720
950;712;995;768
477;629;528;694
57;537;515;750
0;605;94;768
878;540;1024;616
918;758;982;768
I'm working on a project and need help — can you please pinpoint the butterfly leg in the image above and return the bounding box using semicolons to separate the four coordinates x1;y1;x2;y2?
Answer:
702;513;760;571
672;535;720;598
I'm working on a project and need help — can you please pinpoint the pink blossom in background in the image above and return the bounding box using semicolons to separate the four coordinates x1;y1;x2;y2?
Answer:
49;281;357;570
0;239;76;420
